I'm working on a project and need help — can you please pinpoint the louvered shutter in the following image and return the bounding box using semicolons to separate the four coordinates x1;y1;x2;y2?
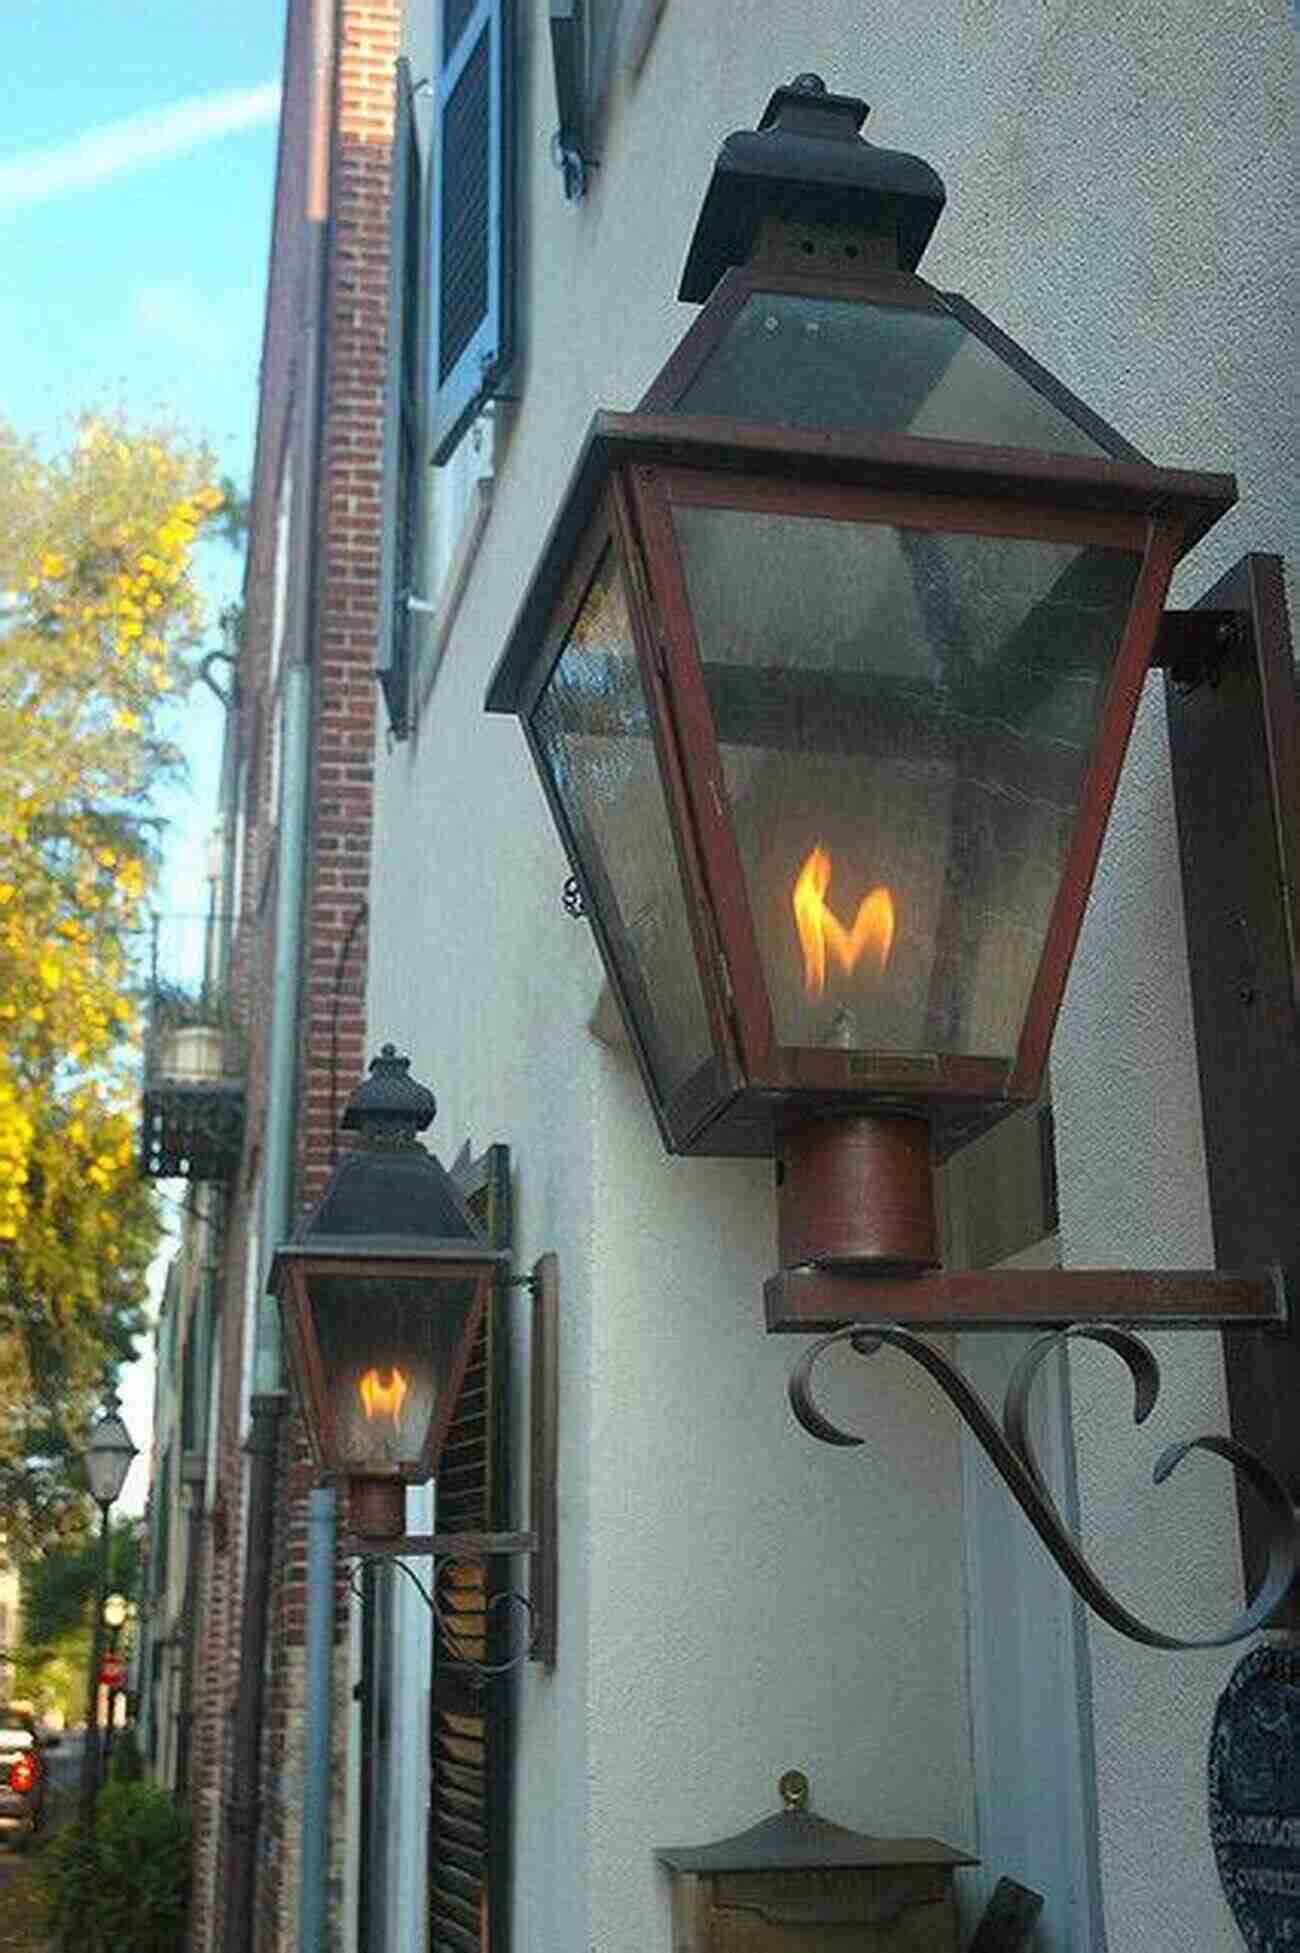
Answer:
430;1143;513;1953
429;0;514;464
377;57;421;739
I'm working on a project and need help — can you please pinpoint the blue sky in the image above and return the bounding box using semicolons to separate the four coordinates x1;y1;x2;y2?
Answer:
2;4;285;1502
2;3;281;477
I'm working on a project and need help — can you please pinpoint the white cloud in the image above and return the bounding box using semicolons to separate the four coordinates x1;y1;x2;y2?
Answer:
0;81;280;212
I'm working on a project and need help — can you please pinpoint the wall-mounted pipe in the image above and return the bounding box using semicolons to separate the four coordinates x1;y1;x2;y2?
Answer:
298;1488;337;1953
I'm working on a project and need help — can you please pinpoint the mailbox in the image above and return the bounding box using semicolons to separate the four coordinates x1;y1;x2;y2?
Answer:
655;1770;974;1951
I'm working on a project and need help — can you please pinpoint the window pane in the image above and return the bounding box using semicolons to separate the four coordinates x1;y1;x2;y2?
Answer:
673;503;1141;1061
532;548;712;1103
678;293;1109;455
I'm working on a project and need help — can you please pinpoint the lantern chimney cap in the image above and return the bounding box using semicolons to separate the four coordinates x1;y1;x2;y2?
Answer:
341;1044;436;1142
678;75;946;301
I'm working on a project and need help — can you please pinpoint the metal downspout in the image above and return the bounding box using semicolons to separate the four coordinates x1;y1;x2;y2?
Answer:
291;0;342;1943
298;1488;338;1953
222;0;337;1946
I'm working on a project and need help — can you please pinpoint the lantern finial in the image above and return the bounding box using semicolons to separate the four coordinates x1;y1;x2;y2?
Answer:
341;1044;436;1143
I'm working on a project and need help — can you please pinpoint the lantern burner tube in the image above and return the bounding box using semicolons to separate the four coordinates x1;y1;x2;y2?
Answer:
349;1476;406;1542
777;1114;938;1275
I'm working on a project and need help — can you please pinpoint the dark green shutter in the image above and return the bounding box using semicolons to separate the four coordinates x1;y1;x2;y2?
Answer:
377;56;422;740
429;1143;512;1953
429;0;514;464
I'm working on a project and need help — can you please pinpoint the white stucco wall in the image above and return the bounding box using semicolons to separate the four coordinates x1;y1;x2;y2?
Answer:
368;3;1300;1948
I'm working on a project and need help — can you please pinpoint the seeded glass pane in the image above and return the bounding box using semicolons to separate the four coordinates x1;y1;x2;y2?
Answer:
532;547;712;1101
673;505;1141;1060
679;294;1110;455
311;1273;477;1469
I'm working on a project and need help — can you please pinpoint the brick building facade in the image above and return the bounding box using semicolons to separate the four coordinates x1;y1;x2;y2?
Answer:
171;3;399;1946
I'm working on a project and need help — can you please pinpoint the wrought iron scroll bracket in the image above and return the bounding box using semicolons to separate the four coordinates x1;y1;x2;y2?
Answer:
790;1321;1299;1651
346;1553;539;1684
339;1253;560;1669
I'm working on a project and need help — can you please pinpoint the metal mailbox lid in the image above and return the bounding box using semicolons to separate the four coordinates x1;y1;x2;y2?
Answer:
655;1774;976;1875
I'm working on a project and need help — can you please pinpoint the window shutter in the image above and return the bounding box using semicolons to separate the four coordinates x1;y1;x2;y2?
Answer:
429;0;514;464
430;1143;513;1953
377;57;421;740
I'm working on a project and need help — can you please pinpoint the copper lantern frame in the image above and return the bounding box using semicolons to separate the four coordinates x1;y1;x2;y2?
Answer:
494;411;1227;1150
270;1046;558;1668
272;1241;500;1536
484;79;1300;1647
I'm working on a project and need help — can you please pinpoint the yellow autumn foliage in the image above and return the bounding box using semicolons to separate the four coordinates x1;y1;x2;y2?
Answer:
0;414;223;1523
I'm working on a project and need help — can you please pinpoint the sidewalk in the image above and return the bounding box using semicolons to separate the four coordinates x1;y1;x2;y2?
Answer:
0;1784;71;1953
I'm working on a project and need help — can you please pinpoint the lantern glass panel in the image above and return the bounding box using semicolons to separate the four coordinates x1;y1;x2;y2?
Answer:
531;544;712;1099
673;501;1141;1060
677;292;1111;455
85;1415;136;1506
307;1271;478;1472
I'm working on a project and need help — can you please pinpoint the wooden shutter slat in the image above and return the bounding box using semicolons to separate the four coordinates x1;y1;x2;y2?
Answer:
429;1142;513;1952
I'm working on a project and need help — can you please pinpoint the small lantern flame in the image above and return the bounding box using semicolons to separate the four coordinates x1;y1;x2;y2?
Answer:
793;845;895;995
358;1366;409;1425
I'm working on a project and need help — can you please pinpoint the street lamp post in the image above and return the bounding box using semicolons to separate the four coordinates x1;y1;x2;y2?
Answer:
77;1393;137;1831
100;1592;128;1775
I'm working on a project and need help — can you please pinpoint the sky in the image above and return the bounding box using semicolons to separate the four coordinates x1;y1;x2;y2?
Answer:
2;2;286;1511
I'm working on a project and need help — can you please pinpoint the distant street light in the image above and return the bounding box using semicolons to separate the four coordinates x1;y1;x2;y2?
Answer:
78;1392;137;1832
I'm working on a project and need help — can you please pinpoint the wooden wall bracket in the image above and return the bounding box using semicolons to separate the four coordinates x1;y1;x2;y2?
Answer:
1165;551;1300;1625
764;1264;1287;1335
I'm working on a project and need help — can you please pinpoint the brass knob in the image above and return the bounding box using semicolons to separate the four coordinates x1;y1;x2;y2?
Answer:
778;1768;809;1811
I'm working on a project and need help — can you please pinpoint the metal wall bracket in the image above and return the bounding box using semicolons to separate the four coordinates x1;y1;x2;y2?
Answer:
765;1264;1287;1335
774;556;1300;1642
340;1253;559;1669
792;1321;1299;1649
550;0;593;202
1165;553;1300;1624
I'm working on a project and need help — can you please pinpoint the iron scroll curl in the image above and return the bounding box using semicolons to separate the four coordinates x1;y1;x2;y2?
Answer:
789;1322;1298;1651
347;1553;539;1680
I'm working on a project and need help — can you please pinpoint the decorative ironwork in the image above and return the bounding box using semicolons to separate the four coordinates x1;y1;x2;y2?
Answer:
140;1083;244;1181
346;1551;538;1682
139;914;245;1181
790;1321;1298;1651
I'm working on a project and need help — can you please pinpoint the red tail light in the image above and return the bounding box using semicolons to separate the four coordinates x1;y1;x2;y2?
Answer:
9;1753;37;1795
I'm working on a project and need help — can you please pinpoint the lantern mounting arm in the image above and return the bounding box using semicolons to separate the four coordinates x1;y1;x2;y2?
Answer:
338;1527;537;1559
765;1263;1289;1334
345;1553;540;1679
791;1321;1300;1651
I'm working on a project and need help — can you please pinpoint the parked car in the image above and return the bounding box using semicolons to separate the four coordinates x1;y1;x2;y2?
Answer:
0;1711;47;1844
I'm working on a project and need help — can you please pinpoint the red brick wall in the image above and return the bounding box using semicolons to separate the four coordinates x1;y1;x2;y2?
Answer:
185;2;401;1949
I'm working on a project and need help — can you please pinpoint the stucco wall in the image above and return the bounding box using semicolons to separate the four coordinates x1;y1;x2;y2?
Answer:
369;3;1300;1948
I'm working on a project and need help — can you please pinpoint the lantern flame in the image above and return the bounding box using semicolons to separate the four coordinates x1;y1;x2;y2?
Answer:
793;846;895;995
359;1366;409;1424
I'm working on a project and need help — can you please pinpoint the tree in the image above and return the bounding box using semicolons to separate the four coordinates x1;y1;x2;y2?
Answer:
12;1516;142;1721
0;416;223;1547
19;1514;142;1648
